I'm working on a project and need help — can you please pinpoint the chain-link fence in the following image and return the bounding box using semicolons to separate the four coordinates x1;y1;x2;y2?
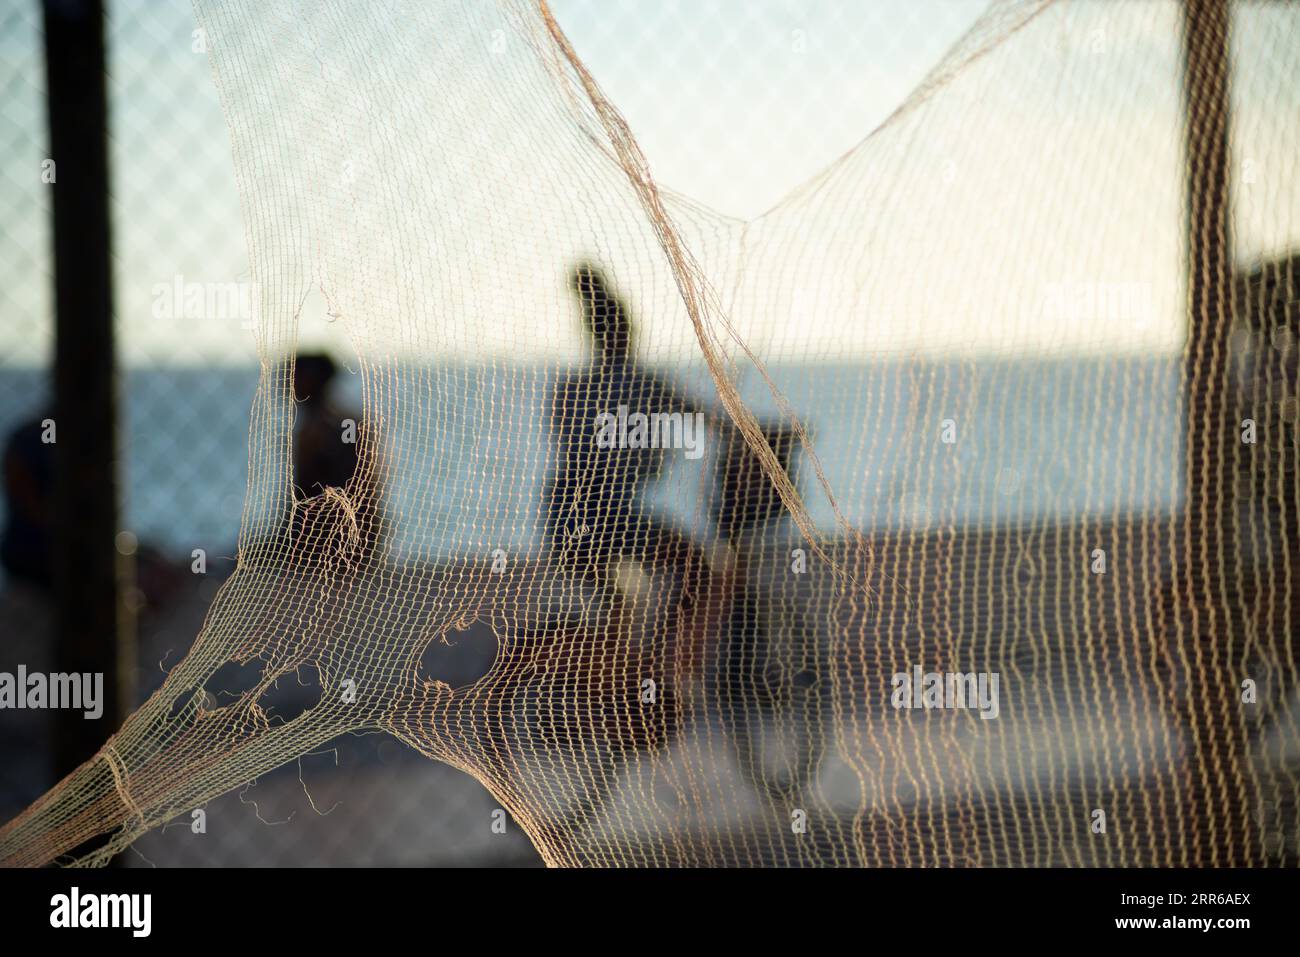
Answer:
10;0;1200;868
0;0;539;866
0;0;54;829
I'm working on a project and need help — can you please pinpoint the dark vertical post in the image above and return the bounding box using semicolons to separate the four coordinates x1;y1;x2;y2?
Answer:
1180;0;1247;865
42;0;125;782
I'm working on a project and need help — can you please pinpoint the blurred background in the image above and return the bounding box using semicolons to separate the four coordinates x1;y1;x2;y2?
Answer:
0;0;994;867
1;0;1296;865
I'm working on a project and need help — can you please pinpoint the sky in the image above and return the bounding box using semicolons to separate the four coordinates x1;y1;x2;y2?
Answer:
0;0;1297;366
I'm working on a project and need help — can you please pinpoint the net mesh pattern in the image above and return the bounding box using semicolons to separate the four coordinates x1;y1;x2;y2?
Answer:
3;0;1299;867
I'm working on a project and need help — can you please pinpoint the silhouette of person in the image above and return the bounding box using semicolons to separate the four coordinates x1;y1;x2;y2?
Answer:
293;354;360;496
2;408;183;604
1;411;55;587
289;353;382;562
542;263;703;576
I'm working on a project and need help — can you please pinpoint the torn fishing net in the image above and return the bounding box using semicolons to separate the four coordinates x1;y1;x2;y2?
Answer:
2;0;1299;866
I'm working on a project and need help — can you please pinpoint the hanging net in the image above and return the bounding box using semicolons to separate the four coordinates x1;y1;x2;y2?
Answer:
3;0;1300;867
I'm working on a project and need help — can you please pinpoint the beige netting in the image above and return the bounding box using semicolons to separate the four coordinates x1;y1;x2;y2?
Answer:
3;0;1299;867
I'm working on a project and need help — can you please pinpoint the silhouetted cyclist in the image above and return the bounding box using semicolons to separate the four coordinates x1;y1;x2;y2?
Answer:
542;262;703;577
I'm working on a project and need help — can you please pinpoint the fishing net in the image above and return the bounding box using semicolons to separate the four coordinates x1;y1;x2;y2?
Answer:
3;0;1299;867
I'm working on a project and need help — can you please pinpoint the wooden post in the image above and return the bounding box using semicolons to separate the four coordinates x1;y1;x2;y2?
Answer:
1179;0;1249;865
43;0;128;788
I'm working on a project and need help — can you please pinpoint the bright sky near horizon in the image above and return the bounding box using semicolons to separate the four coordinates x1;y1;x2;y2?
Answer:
0;0;1297;367
1;0;989;366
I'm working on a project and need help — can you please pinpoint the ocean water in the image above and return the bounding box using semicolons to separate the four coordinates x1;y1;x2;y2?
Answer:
0;366;258;565
0;356;1183;569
